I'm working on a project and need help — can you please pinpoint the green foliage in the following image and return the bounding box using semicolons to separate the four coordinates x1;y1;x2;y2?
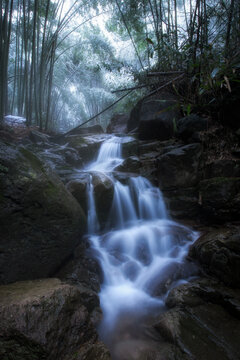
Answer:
182;104;192;117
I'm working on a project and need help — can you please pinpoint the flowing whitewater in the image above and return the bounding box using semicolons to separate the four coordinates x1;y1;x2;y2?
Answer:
85;135;198;359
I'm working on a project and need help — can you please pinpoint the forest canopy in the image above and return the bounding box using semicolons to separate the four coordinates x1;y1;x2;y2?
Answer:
0;0;239;132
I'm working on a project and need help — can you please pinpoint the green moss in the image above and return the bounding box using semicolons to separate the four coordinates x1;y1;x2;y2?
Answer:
44;181;60;198
69;136;87;147
19;148;45;173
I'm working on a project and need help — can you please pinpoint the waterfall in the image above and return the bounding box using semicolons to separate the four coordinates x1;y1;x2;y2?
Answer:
87;174;99;235
85;135;199;359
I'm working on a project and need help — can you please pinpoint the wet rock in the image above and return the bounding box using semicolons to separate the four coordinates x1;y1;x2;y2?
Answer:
72;125;104;135
113;338;186;360
66;341;111;360
112;171;138;185
154;303;240;360
51;146;83;166
204;159;240;178
189;227;240;287
29;130;51;144
139;154;158;182
199;177;240;222
0;328;48;360
92;172;114;227
0;141;86;284
156;143;202;190
57;245;103;294
107;113;129;134
163;187;200;219
0;279;99;360
153;277;240;360
56;134;109;164
66;174;89;215
121;136;139;158
115;156;141;173
128;98;180;141
166;281;205;309
177;114;209;142
166;278;240;316
138;140;163;155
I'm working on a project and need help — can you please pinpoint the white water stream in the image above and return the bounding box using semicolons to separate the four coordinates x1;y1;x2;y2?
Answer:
85;135;198;359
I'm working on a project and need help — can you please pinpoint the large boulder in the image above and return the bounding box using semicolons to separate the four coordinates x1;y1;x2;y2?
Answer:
33;146;83;183
66;172;114;229
0;278;105;360
199;177;240;222
115;156;141;173
66;173;89;215
106;113;129;134
156;143;202;190
121;136;139;158
92;172;114;227
154;278;240;360
0;141;86;284
177;114;209;142
128;97;180;140
189;227;240;287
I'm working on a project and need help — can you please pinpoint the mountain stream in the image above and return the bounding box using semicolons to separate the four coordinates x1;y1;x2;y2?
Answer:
84;135;198;359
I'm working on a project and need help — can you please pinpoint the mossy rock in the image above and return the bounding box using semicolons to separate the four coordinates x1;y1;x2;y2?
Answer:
0;279;98;360
0;140;86;284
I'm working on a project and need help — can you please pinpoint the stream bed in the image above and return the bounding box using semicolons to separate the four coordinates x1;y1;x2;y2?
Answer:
84;135;199;359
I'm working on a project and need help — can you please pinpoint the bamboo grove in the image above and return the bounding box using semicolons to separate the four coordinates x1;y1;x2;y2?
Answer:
0;0;239;130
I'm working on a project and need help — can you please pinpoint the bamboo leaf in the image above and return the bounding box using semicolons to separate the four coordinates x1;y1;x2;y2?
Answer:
224;76;232;93
146;37;154;45
211;68;219;79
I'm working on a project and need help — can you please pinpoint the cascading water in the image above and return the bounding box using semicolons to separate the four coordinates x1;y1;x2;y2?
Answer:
85;135;199;359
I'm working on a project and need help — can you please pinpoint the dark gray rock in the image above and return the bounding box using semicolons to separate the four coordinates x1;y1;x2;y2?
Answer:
0;141;86;284
29;130;51;144
121;136;139;158
115;156;141;173
0;328;48;360
66;342;111;360
128;98;180;141
92;172;114;227
157;143;202;190
106;113;129;134
0;279;100;360
189;227;240;287
66;174;89;214
205;159;240;178
199;177;240;222
154;278;240;360
177;114;209;142
163;187;200;219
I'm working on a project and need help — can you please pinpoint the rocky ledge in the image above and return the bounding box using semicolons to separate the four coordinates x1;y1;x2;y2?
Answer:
0;278;110;360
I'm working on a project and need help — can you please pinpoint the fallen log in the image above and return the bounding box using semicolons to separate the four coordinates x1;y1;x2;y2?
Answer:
52;89;134;139
147;71;184;77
